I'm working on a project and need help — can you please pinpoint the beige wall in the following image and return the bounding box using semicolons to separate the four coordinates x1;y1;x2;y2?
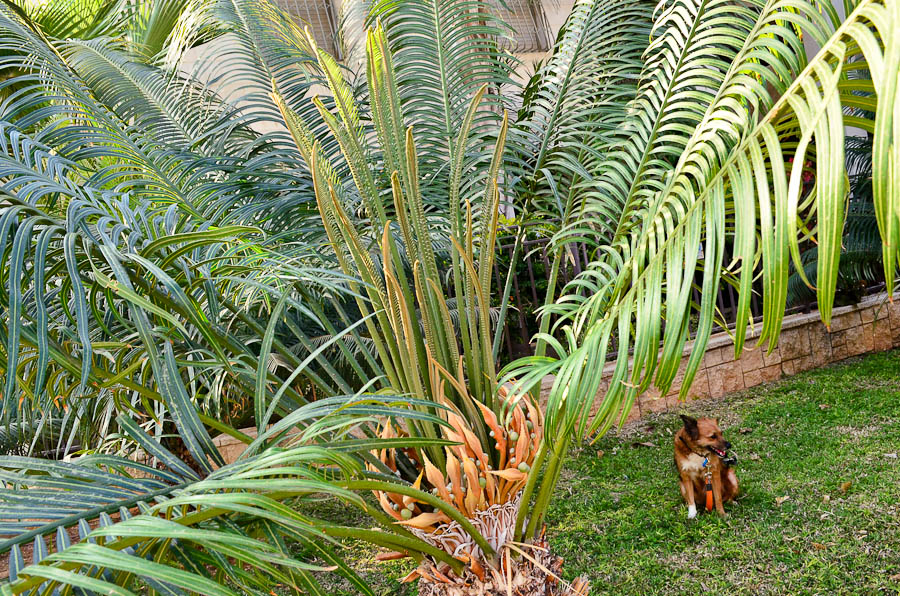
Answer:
515;0;573;81
179;1;574;100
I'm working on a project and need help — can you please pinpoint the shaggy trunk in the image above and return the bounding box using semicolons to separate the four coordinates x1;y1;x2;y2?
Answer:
416;533;589;596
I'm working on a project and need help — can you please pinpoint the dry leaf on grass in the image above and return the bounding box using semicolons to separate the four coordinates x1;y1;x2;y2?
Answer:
776;496;790;506
840;481;852;494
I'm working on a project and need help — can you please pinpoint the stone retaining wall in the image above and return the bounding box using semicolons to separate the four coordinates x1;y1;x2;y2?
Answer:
213;294;900;461
550;292;900;424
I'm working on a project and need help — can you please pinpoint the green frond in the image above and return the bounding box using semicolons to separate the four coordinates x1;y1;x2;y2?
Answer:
0;400;454;596
538;0;899;457
369;0;517;209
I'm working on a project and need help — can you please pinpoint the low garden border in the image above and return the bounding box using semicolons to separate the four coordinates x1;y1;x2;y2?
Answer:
540;292;900;423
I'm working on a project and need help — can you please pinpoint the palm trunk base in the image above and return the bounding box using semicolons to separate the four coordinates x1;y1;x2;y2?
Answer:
417;542;588;596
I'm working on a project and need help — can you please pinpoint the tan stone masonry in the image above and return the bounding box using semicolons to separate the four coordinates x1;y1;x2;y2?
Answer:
538;292;900;424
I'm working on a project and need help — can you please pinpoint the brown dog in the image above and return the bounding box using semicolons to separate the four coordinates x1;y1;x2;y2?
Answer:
674;415;738;518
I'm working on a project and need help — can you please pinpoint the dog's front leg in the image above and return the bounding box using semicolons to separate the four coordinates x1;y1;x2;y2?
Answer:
711;465;726;516
680;473;697;519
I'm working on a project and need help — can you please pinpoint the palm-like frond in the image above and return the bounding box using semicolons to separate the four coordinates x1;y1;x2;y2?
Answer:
510;0;652;207
500;0;654;353
61;37;248;153
4;0;128;41
510;0;900;464
0;398;453;596
128;0;193;59
369;0;518;209
557;0;832;253
787;201;883;305
788;136;882;305
0;117;350;452
0;0;374;450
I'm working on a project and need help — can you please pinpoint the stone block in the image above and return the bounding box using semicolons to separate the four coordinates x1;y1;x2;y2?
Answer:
664;360;689;394
830;330;847;348
874;317;893;351
761;345;782;366
622;403;642;424
860;307;876;325
686;369;711;400
743;363;783;387
874;303;891;320
807;323;833;366
738;347;764;371
781;359;796;376
760;363;783;382
831;343;849;362
638;393;667;414
779;327;811;359
846;326;874;357
888;300;900;347
635;387;668;415
707;362;745;398
703;346;729;368
830;311;861;332
665;366;710;401
793;355;820;373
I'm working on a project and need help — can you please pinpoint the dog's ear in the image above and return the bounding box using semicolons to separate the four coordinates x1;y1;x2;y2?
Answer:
680;414;699;440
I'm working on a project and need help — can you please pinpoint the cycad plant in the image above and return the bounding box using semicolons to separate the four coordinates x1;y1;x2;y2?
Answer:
1;0;900;594
273;26;586;592
507;0;900;447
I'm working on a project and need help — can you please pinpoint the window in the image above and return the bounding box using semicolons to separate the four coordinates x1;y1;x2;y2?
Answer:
275;0;341;56
495;0;552;53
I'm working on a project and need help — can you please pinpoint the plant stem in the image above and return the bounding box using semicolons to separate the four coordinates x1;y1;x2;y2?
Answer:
534;245;564;357
493;222;528;361
513;442;546;541
524;438;570;540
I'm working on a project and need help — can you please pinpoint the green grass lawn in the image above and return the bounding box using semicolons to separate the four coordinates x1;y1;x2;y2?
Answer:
317;350;900;595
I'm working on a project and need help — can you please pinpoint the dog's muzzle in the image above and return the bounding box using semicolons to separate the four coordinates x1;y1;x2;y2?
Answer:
707;445;728;458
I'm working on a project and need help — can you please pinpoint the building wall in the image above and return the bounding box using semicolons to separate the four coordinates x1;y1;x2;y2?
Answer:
515;0;573;79
179;1;572;85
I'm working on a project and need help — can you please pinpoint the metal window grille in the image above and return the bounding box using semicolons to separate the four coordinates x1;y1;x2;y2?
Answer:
275;0;340;56
495;0;552;53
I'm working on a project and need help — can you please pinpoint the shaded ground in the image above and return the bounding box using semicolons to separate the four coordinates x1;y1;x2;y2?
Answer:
316;350;900;595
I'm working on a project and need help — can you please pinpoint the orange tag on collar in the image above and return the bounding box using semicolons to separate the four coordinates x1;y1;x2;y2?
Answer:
705;486;714;511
